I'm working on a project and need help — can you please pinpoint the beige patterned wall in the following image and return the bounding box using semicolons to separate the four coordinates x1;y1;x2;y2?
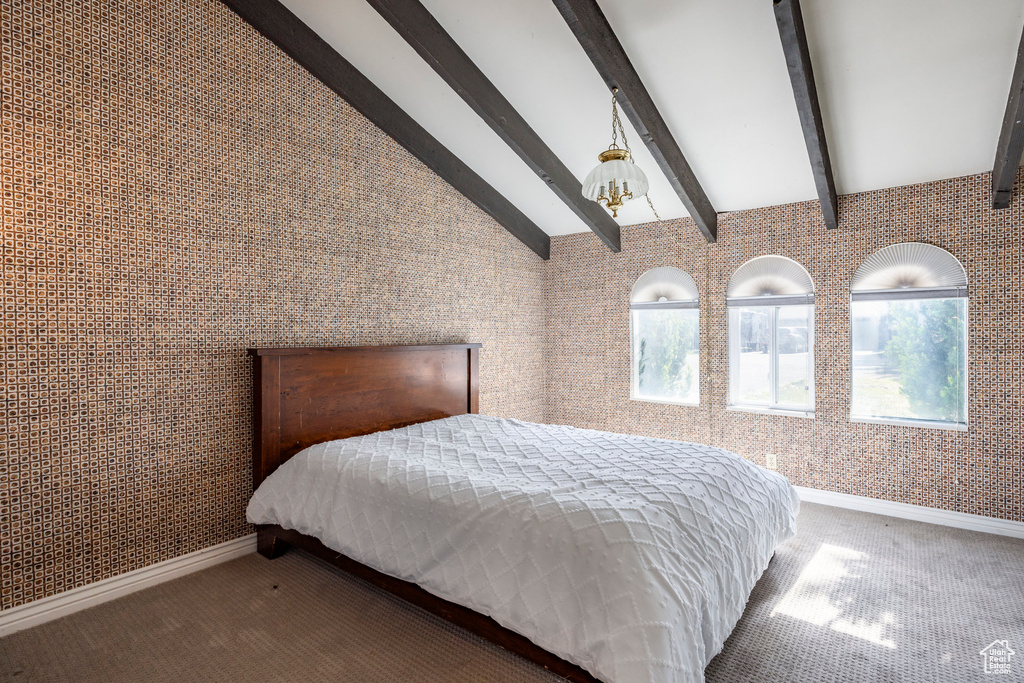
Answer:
1;0;547;609
545;172;1022;523
3;0;1022;615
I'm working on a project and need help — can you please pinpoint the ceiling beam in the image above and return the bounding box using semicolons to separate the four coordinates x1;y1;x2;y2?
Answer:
218;0;550;260
773;0;838;230
992;22;1024;209
364;0;620;252
552;0;718;243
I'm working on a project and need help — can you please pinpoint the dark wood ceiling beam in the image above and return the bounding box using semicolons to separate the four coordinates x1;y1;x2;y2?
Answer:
552;0;718;243
774;0;838;230
364;0;620;252
992;22;1024;209
218;0;550;259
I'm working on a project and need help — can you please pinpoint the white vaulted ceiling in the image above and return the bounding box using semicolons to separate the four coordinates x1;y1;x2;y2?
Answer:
280;0;1024;236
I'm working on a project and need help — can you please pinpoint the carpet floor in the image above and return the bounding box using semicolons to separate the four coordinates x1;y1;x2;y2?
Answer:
2;502;1023;682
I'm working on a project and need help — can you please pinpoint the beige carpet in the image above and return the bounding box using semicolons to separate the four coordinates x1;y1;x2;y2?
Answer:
2;503;1023;682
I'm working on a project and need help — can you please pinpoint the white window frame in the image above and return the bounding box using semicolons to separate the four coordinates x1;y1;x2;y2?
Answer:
727;296;815;418
629;300;701;407
848;243;969;431
849;287;968;431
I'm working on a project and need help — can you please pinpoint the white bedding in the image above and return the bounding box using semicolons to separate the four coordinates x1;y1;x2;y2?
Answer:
247;415;799;683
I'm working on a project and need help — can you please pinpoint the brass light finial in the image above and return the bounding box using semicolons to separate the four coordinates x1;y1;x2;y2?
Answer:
594;149;634;217
581;88;650;218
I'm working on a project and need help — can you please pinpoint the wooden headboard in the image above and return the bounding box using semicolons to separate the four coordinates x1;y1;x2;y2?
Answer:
247;344;481;488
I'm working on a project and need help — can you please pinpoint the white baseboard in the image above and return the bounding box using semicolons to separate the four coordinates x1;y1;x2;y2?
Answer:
0;534;257;638
4;492;1020;637
795;486;1024;540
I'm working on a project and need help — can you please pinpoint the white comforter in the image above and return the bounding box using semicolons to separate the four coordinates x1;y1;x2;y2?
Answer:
247;415;799;683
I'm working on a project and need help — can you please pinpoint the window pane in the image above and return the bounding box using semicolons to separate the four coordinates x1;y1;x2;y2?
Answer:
851;298;966;423
776;305;812;408
633;308;700;404
731;307;772;405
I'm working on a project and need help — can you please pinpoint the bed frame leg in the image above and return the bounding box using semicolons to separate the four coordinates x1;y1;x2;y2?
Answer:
257;528;289;559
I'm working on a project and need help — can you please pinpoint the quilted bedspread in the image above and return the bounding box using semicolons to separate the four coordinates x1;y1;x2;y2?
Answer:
247;415;799;683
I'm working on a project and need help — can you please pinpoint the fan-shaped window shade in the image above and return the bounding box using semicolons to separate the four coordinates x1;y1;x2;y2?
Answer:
851;243;967;301
630;267;699;310
726;256;814;307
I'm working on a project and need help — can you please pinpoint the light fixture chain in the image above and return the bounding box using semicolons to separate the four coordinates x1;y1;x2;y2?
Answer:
610;90;618;148
610;88;631;156
611;88;664;225
645;195;662;222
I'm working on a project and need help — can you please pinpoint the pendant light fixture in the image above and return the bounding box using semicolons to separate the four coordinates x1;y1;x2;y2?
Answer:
582;88;650;218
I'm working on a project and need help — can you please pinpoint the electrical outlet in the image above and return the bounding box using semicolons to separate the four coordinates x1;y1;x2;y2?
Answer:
765;453;777;470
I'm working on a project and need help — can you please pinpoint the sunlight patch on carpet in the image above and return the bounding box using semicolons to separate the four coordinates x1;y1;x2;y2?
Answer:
770;543;898;649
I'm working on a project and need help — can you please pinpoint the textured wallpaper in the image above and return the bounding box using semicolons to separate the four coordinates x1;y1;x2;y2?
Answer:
1;0;547;609
545;172;1022;523
3;0;1022;614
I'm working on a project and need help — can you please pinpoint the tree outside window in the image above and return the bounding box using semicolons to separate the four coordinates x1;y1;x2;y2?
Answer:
851;298;966;424
633;308;699;404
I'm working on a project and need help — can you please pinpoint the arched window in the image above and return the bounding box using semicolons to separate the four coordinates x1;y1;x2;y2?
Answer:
727;256;814;415
630;267;700;405
850;243;968;428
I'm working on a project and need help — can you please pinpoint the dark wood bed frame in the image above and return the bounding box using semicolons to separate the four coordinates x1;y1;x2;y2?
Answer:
248;344;598;682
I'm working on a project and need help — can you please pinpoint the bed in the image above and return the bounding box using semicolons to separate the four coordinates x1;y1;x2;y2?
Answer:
245;344;799;683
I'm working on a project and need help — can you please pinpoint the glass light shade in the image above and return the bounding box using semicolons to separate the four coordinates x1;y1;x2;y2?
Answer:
582;156;650;201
